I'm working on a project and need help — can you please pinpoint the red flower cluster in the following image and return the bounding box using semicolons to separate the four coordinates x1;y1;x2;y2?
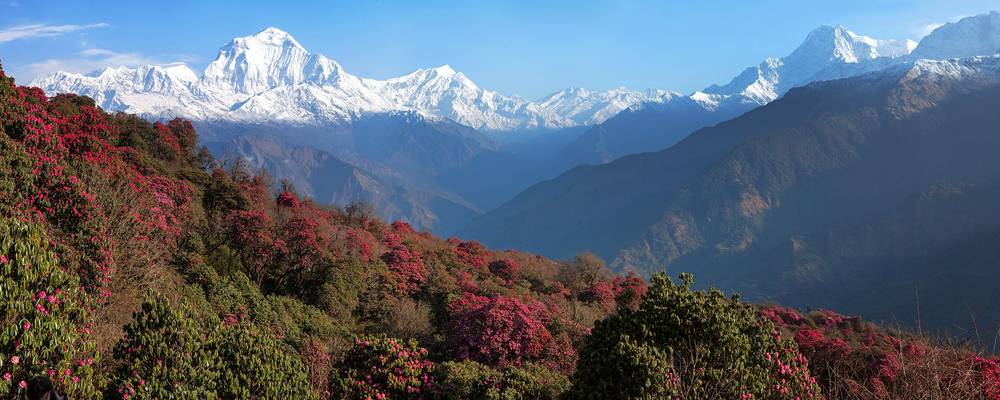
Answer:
487;258;520;282
760;337;822;399
390;220;416;235
580;272;649;312
227;209;286;283
381;232;426;294
978;356;1000;400
276;190;300;208
449;239;488;269
759;305;1000;398
446;292;575;372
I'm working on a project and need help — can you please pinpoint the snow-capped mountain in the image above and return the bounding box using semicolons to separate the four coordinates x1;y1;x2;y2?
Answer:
540;24;918;175
704;25;916;104
584;24;918;130
32;27;668;131
910;12;1000;60
528;87;681;126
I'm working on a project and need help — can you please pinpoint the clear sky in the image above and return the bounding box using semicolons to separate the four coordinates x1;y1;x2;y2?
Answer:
0;0;996;99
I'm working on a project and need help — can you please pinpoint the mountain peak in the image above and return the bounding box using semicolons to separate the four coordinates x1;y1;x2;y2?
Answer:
704;24;914;104
203;27;331;94
788;23;914;64
433;64;457;76
242;27;303;49
802;24;849;40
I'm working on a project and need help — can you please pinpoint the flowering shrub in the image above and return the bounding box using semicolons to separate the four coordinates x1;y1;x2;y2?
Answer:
342;227;376;262
487;258;520;282
568;273;822;400
977;356;1000;400
381;232;426;294
0;72;114;299
0;219;99;398
450;239;488;269
579;281;616;313
330;335;436;399
276;190;300;208
762;306;908;397
390;220;416;235
226;209;285;285
274;206;334;290
446;292;576;371
151;119;197;160
612;273;648;311
111;294;219;399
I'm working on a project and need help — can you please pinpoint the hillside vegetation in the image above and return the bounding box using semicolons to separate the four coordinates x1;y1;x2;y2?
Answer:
1;65;999;399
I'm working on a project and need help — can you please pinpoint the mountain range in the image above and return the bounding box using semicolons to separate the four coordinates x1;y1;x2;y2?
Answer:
35;22;922;232
32;27;672;132
33;13;1000;250
462;12;1000;332
543;24;917;173
33;27;689;232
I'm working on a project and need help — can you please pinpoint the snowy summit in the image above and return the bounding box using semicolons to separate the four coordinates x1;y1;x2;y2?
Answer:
32;27;672;131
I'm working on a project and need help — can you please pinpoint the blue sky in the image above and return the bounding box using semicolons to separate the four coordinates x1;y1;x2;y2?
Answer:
0;0;995;99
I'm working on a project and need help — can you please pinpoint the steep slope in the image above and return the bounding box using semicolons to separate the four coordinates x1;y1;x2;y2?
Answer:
464;24;922;249
208;135;481;233
544;92;752;173
469;56;1000;334
200;110;497;233
614;57;1000;332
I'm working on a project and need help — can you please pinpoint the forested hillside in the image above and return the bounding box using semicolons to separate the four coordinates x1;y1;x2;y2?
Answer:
464;56;1000;338
2;64;1000;399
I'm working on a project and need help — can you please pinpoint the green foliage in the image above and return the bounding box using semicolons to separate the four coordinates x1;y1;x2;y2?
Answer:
312;257;368;324
192;271;344;348
216;323;316;400
568;272;822;400
435;360;570;400
111;294;317;399
110;294;220;399
0;218;100;398
0;136;34;217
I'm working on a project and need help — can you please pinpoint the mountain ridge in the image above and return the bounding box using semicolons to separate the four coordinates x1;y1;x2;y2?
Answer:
541;23;917;178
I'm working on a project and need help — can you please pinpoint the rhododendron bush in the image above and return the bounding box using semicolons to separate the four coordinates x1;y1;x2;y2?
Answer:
381;232;426;294
569;273;822;400
0;219;99;398
111;294;315;399
331;335;436;399
447;293;561;369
